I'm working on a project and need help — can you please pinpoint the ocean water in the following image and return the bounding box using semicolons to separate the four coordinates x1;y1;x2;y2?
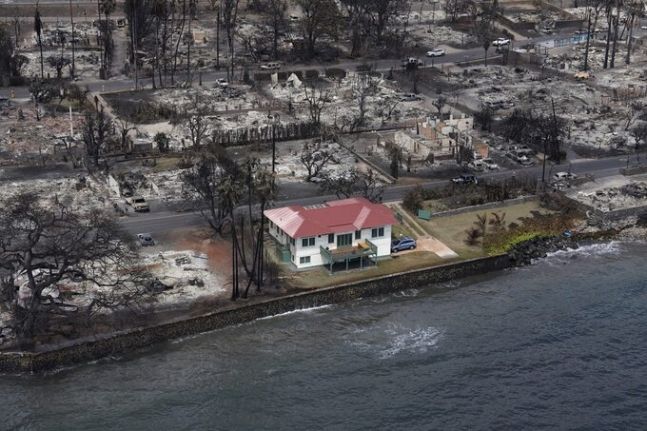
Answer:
2;242;647;431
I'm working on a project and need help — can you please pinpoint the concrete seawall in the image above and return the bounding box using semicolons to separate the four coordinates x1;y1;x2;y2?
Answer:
0;254;512;373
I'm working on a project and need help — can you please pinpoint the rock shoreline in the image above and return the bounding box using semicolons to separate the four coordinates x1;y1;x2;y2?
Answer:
508;224;647;266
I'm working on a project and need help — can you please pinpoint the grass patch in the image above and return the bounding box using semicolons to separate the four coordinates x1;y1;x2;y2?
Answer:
416;200;551;259
287;251;456;290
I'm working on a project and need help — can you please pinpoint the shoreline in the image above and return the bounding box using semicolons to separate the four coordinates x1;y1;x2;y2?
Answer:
1;227;643;374
0;254;512;374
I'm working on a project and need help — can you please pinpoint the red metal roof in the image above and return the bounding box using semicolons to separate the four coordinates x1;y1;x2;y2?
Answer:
264;197;397;238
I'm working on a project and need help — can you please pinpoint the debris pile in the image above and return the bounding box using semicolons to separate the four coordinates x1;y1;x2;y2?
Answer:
573;180;647;212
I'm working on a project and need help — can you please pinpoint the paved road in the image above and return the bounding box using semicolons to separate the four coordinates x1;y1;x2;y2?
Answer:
0;34;554;99
119;154;630;236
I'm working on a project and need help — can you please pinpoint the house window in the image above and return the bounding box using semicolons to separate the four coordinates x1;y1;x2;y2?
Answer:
337;233;353;247
355;230;361;240
328;233;334;244
290;237;295;246
371;227;385;238
299;256;311;264
301;237;315;247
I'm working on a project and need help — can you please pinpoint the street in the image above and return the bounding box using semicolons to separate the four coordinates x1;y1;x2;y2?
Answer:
119;154;630;236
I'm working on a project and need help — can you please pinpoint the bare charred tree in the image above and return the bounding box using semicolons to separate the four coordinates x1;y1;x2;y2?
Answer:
0;192;150;347
83;107;112;168
300;140;336;181
433;96;447;116
372;92;400;121
368;0;408;45
341;0;371;57
297;0;340;59
115;117;135;153
182;145;235;234
183;150;275;300
445;0;471;22
303;84;330;127
321;168;385;202
47;56;71;79
351;74;378;131
222;0;241;80
501;107;566;163
179;94;211;148
630;121;647;165
1;25;29;79
263;0;288;60
474;103;494;131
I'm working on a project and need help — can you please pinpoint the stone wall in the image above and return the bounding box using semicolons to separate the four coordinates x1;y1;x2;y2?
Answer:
432;195;538;218
0;254;512;373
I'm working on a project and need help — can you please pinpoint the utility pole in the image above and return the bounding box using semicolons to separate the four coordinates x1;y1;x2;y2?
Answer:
69;0;75;78
216;5;221;69
97;0;103;77
272;124;276;174
132;1;139;90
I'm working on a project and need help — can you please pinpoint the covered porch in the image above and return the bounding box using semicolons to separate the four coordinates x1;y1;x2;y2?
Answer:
320;240;379;274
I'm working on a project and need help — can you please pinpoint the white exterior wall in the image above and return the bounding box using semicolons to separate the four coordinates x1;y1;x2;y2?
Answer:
285;225;393;269
268;221;289;246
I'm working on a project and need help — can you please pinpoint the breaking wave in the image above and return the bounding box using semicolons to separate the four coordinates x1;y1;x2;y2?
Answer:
256;305;333;320
378;327;444;359
348;325;444;359
545;241;624;260
393;288;420;298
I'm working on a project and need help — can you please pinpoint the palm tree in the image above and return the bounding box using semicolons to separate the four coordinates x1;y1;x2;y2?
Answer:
98;0;116;77
489;212;507;233
34;6;44;78
625;0;644;65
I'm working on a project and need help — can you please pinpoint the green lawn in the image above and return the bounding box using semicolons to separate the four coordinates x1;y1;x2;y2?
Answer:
417;200;551;258
287;251;456;290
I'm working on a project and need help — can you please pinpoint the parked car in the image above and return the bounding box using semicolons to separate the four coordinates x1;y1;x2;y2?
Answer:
426;48;445;57
391;236;417;253
553;172;578;181
260;62;281;70
215;78;229;87
401;57;424;67
506;151;534;165
452;174;478;185
121;186;133;197
137;233;155;247
468;160;486;172
492;37;511;46
127;196;150;212
400;93;423;102
482;158;500;170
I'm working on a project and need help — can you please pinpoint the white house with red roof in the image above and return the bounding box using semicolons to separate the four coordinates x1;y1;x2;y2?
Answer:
264;197;397;270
